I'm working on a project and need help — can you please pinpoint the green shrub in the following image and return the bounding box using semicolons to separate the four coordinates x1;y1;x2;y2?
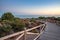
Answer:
0;24;12;37
1;12;14;21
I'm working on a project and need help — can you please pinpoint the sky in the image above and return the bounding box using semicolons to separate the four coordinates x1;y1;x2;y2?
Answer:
0;0;60;16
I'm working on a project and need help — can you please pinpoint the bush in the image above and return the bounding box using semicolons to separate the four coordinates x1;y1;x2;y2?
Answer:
0;24;12;37
38;16;45;19
11;18;25;32
1;12;14;21
57;17;60;21
12;24;25;32
0;12;26;37
30;18;35;22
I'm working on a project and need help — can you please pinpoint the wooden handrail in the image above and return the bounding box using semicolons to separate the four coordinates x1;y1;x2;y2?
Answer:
0;24;46;40
16;33;24;40
34;24;46;40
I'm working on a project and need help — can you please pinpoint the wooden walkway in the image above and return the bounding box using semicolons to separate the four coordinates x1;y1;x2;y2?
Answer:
37;22;60;40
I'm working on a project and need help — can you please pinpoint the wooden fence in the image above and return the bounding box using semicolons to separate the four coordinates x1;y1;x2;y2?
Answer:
0;24;46;40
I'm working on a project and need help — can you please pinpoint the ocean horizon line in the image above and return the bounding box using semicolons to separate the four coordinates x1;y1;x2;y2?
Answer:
0;15;60;18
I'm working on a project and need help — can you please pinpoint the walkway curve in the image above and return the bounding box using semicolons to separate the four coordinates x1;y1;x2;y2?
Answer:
37;22;60;40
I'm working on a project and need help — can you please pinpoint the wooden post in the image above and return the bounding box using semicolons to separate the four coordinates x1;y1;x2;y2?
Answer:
24;28;27;40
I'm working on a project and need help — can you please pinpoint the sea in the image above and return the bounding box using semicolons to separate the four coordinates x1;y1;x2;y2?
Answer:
15;15;40;18
15;15;60;18
0;15;60;18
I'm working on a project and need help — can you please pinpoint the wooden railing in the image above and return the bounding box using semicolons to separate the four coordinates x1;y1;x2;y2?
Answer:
0;24;46;40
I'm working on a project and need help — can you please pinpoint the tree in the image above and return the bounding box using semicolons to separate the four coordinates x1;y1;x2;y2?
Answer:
1;12;14;21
